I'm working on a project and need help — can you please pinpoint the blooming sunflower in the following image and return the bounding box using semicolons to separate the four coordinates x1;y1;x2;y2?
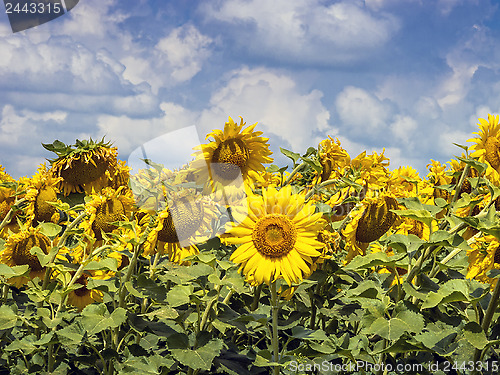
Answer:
21;164;62;227
0;226;52;287
191;117;273;194
44;138;121;196
81;186;135;244
468;114;500;185
342;192;399;264
143;192;218;264
224;185;326;286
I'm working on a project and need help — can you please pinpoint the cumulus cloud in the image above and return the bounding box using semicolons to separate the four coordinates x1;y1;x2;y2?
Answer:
202;0;400;65
335;86;393;138
122;24;213;93
199;67;330;152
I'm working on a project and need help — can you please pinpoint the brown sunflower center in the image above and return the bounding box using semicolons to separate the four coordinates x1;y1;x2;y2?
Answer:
60;152;108;186
74;273;90;297
408;218;424;238
12;233;50;271
34;186;57;224
320;158;333;182
210;138;250;181
485;137;500;171
157;198;204;243
356;196;398;243
92;198;125;239
252;214;297;258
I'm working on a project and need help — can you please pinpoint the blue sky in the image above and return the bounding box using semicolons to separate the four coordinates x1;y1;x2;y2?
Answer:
1;0;499;178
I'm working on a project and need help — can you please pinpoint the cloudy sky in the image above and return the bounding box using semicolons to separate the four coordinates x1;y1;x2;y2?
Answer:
0;0;499;178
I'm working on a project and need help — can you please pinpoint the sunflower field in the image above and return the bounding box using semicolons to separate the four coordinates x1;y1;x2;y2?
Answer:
3;115;500;374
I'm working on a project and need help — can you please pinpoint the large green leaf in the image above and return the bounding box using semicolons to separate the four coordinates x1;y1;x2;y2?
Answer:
0;304;18;330
170;339;223;371
79;304;127;335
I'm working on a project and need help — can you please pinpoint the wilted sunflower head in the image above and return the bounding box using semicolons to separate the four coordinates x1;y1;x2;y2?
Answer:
342;193;399;264
144;193;218;264
466;235;500;288
0;165;16;217
318;136;350;181
0;227;51;287
21;164;62;227
44;138;120;196
190;117;273;192
82;186;135;241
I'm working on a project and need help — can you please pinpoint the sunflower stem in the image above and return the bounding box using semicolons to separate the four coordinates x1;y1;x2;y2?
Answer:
1;284;8;305
283;162;306;186
251;284;263;311
40;210;88;293
0;198;26;233
270;281;280;375
471;278;500;372
304;178;339;201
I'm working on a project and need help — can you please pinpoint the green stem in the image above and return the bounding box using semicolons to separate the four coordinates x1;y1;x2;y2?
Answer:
251;284;263;311
41;210;88;292
472;279;500;371
304;178;339;201
283;163;306;186
270;281;279;375
0;198;25;233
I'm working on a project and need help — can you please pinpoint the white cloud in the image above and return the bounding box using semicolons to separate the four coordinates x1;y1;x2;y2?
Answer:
199;67;330;152
96;102;198;157
390;115;418;144
122;24;213;93
335;86;392;136
203;0;400;64
0;105;67;145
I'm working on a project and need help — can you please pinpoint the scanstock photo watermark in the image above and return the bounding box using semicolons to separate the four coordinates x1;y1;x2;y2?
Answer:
287;360;500;374
3;0;79;33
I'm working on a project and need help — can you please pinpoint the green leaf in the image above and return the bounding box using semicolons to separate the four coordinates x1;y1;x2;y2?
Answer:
0;304;18;330
463;322;488;350
84;257;118;272
280;148;300;165
363;309;425;341
167;284;194;307
457;157;487;175
391;209;433;228
344;252;407;271
289;326;328;341
37;222;62;238
421;279;471;309
79;304;127;335
0;264;29;278
170;339;223;371
56;321;85;346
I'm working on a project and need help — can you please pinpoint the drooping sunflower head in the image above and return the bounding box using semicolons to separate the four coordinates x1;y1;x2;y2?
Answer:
144;192;218;264
466;235;500;288
318;136;350;181
0;226;52;287
21;164;62;227
82;186;135;241
468;114;500;177
388;166;421;196
44;138;120;196
225;185;326;286
0;165;18;237
348;149;390;189
191;117;273;192
66;271;105;311
342;192;399;264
